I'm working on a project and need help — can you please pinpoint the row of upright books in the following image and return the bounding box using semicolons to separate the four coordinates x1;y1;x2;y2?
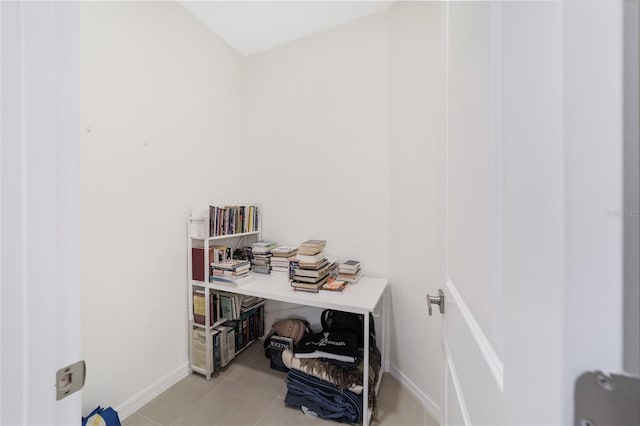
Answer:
203;205;259;237
193;291;265;326
190;205;259;238
191;295;265;372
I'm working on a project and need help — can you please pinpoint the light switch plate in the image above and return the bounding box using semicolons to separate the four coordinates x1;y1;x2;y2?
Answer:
575;371;640;426
56;360;85;401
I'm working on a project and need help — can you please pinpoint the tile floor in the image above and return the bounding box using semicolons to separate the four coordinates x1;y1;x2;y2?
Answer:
123;344;439;426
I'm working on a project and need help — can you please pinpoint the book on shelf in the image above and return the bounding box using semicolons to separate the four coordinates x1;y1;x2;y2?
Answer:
292;272;330;284
319;277;349;294
211;259;250;271
223;320;241;352
268;336;294;372
241;296;265;311
339;259;360;272
292;286;320;293
271;245;298;257
337;269;362;284
194;205;259;238
211;246;231;264
294;260;329;275
297;246;322;256
191;328;208;370
298;260;329;271
213;326;229;368
270;256;290;266
225;326;236;362
289;258;300;280
211;269;249;278
212;329;221;371
300;239;326;249
193;291;217;325
297;240;326;256
192;247;214;281
252;240;277;253
218;294;235;320
210;274;255;287
296;251;326;264
290;275;330;292
252;266;271;274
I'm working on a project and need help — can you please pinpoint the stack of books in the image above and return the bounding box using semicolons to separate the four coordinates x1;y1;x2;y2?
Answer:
337;260;362;284
241;295;265;311
210;259;252;286
270;245;298;275
252;241;277;274
291;240;329;292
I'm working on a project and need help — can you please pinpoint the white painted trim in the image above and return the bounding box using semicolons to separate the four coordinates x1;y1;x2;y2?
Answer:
490;0;505;359
389;363;440;422
446;280;504;391
445;341;471;426
116;362;189;420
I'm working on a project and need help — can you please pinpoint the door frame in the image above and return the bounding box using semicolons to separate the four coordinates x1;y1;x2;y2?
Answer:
1;2;82;424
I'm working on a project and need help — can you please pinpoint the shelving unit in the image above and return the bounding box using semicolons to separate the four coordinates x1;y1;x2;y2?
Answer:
187;205;262;380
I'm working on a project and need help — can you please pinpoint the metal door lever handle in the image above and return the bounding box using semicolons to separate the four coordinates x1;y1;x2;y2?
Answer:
427;289;445;316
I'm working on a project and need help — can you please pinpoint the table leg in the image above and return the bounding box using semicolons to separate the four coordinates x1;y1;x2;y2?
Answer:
364;313;370;426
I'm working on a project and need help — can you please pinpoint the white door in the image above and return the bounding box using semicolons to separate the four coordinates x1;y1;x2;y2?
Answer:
439;1;625;425
1;1;82;424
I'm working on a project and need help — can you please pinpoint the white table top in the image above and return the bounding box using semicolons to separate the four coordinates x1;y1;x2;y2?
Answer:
200;273;388;314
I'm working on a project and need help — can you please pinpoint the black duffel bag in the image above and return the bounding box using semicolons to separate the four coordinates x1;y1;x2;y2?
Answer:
320;309;376;348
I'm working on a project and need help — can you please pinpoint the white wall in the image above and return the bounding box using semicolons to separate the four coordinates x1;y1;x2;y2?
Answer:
240;11;391;276
80;2;243;416
389;2;444;416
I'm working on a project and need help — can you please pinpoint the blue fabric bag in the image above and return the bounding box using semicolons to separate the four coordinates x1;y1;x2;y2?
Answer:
82;406;121;426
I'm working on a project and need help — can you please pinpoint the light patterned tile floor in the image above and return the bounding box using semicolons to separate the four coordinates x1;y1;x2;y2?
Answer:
124;346;439;426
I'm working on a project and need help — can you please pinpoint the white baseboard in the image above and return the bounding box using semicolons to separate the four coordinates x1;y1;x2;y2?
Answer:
389;363;441;423
116;362;190;420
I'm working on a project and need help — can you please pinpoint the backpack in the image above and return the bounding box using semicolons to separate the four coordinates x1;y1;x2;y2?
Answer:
320;309;375;348
82;406;121;426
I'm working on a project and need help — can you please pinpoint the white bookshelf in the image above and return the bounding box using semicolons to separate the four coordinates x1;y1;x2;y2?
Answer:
187;205;262;380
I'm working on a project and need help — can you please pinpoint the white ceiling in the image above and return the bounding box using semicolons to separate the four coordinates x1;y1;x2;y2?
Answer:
178;1;393;56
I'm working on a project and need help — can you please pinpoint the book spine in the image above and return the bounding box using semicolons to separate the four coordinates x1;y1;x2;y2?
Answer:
227;329;235;361
249;315;255;341
289;259;299;281
191;248;205;281
193;292;205;325
213;332;221;371
191;329;207;370
242;317;248;348
210;293;216;325
258;305;264;337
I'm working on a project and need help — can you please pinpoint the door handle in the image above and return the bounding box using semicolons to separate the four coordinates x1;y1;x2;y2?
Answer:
427;289;445;316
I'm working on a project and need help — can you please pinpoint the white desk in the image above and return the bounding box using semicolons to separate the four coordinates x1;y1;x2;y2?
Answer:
201;273;389;426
